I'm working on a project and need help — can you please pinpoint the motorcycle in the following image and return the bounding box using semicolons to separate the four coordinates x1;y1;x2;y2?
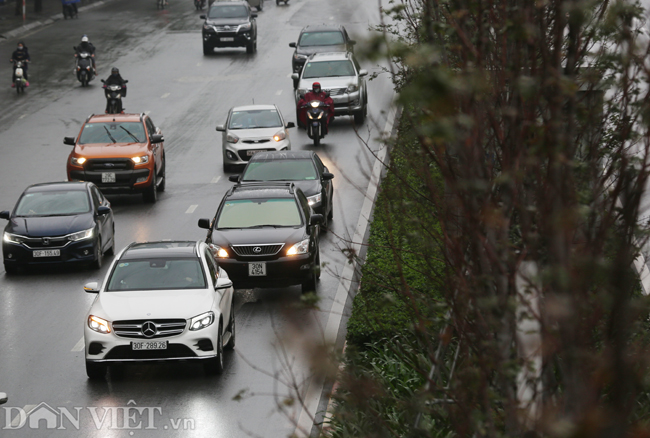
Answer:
74;47;95;87
12;60;27;94
157;0;166;9
301;100;329;146
101;79;128;114
62;2;78;19
194;0;206;9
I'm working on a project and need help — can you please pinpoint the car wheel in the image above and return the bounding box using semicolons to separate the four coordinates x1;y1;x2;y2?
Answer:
203;43;213;56
4;263;18;276
257;3;262;11
85;361;107;380
105;225;116;256
143;170;158;203
246;40;255;54
92;237;103;270
328;199;334;220
314;249;321;280
321;210;329;233
157;158;166;192
204;322;224;375
225;306;236;350
301;273;317;294
354;106;366;125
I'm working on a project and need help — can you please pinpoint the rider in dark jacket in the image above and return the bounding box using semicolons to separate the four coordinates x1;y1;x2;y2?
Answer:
297;82;335;130
75;35;96;74
10;41;30;87
103;67;128;113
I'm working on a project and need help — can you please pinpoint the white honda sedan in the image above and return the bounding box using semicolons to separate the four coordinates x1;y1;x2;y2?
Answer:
83;240;235;379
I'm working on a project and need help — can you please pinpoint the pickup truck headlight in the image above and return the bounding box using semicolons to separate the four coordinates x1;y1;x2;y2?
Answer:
190;311;215;331
68;228;94;242
239;23;252;32
71;156;87;166
131;155;149;165
287;238;310;256
88;315;111;334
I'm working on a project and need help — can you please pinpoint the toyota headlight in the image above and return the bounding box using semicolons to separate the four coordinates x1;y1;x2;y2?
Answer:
71;156;87;166
239;23;252;31
190;311;215;331
307;193;322;206
226;133;240;144
3;232;26;244
273;130;287;142
88;315;111;334
131;155;149;165
209;243;229;258
68;228;94;242
347;84;358;93
287;238;310;256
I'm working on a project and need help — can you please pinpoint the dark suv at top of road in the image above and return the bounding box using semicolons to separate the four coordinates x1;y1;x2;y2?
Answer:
201;1;258;55
198;182;323;293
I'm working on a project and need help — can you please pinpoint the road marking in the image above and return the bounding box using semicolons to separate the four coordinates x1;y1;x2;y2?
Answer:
161;92;170;99
19;114;27;119
71;336;85;352
186;205;198;214
211;176;221;184
275;89;283;96
11;405;36;428
295;100;398;436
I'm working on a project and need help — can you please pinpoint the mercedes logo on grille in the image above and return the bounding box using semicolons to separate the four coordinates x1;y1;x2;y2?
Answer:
42;237;50;246
142;321;157;338
253;247;262;254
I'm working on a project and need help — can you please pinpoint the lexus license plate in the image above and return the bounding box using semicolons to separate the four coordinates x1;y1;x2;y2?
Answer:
248;262;266;276
33;250;60;258
102;172;116;183
220;37;234;42
132;341;167;351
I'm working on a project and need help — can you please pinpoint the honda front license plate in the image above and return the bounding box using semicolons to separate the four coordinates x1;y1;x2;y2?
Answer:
248;262;267;276
33;250;60;258
131;341;167;351
220;37;234;42
102;172;116;183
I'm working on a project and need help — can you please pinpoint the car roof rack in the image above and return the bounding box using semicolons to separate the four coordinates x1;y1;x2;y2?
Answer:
233;181;295;194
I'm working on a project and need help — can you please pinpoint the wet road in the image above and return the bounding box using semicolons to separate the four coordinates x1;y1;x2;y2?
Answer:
0;0;394;436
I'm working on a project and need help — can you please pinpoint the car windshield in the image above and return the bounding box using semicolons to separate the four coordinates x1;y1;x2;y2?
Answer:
78;122;146;144
298;31;345;47
302;60;355;78
217;198;302;228
242;160;318;181
106;258;207;291
14;190;90;217
228;110;283;129
208;4;248;18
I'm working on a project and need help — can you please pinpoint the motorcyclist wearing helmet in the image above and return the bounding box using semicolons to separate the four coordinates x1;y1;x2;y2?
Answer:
103;67;128;113
75;35;96;74
297;82;335;131
10;41;30;87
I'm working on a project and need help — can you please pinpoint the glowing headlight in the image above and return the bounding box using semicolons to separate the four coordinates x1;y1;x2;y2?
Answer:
347;84;358;92
307;193;322;206
287;238;310;256
131;155;149;165
190;311;215;331
226;133;240;144
273;130;287;142
209;244;229;258
68;228;94;242
88;315;111;334
71;156;87;166
310;101;320;108
3;232;26;244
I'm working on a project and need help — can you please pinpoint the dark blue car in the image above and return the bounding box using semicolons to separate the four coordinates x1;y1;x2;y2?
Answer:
1;182;115;275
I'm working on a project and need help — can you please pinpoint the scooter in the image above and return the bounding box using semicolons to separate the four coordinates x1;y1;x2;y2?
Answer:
157;0;166;9
194;0;206;9
101;79;128;114
12;60;27;94
74;48;95;87
301;100;329;146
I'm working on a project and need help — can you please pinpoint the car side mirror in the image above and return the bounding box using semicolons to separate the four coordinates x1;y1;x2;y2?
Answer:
228;175;239;183
198;218;211;229
96;206;111;216
0;393;7;406
151;134;164;143
200;14;206;19
64;137;76;145
124;80;129;84
310;214;324;226
289;42;296;48
215;277;233;290
285;122;295;129
0;211;10;220
216;125;225;132
322;172;334;181
359;69;368;77
84;282;100;293
100;79;106;84
291;73;299;81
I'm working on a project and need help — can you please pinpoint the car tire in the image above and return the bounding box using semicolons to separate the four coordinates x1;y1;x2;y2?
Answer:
301;273;317;294
246;40;255;54
143;170;158;203
92;237;103;270
85;361;107;380
4;263;18;276
204;322;224;375
203;43;213;56
256;2;262;11
328;200;333;221
354;106;366;125
157;158;166;192
314;249;321;280
225;306;236;350
105;225;116;256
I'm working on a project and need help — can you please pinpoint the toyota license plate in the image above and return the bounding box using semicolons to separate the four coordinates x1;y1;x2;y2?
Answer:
220;37;234;42
131;341;167;351
248;262;266;276
33;250;60;258
102;172;116;183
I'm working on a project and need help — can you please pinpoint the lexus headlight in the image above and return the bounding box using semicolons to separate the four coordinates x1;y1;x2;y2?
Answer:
68;228;94;242
347;84;358;93
209;243;229;258
307;193;322;206
71;156;87;166
239;23;252;31
88;315;111;334
226;133;240;144
287;238;310;256
131;155;149;165
190;311;215;331
3;232;26;244
273;130;287;142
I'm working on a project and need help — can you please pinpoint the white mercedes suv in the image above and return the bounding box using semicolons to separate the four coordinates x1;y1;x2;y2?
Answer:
83;241;235;379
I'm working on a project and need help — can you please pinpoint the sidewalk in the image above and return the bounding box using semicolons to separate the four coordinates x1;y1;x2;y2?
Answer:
0;0;106;40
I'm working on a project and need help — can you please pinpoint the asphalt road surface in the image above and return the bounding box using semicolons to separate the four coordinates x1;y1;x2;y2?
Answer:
0;0;395;436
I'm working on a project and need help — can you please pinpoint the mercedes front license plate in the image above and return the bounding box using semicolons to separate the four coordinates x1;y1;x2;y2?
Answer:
102;172;116;183
131;341;167;351
248;262;266;276
33;250;60;258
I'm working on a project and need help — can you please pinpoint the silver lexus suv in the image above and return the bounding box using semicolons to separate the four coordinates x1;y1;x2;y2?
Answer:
292;52;368;125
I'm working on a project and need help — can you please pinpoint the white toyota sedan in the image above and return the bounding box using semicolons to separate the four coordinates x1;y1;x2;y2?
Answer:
83;240;235;379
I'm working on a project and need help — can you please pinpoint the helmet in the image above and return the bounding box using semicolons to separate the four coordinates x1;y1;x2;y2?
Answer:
111;67;119;75
312;82;321;93
81;35;89;43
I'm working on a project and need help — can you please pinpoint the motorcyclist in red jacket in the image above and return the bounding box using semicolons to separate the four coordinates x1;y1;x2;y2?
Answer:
297;82;335;132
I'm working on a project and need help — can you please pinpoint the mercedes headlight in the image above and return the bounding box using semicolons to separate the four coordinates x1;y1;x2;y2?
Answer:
88;315;111;334
68;228;94;242
71;156;87;166
287;238;310;256
226;133;240;144
307;193;322;206
3;232;26;244
273;130;287;142
190;311;215;331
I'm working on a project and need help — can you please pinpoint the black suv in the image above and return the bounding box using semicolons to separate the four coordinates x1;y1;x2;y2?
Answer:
198;182;323;293
201;1;258;55
289;24;355;87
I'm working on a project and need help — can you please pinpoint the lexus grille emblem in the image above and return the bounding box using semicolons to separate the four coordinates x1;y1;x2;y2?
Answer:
142;321;157;338
253;246;262;254
42;237;50;246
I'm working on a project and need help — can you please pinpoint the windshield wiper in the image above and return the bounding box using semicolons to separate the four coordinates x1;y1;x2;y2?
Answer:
120;126;142;143
103;126;117;144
